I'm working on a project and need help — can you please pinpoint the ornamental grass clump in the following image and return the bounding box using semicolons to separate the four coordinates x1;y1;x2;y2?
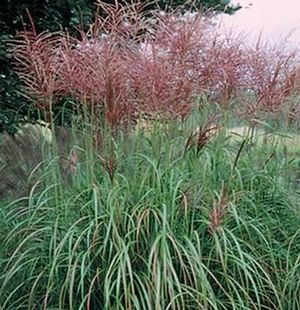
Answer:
10;1;300;126
12;23;64;123
241;40;299;118
1;112;300;309
3;5;300;308
0;124;79;199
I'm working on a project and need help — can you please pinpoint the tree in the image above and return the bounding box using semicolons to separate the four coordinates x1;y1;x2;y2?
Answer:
158;0;240;13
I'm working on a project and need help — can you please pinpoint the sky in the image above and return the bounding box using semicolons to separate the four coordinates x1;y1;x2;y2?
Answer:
218;0;300;48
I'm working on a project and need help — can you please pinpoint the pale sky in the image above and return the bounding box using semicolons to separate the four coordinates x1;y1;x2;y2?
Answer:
218;0;300;48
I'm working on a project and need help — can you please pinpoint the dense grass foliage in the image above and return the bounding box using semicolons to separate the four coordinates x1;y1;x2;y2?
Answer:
1;109;300;309
2;2;300;309
10;1;300;128
0;0;239;133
